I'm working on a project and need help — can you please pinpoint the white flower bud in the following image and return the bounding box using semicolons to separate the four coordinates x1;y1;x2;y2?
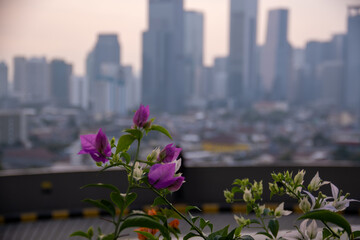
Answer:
243;188;253;202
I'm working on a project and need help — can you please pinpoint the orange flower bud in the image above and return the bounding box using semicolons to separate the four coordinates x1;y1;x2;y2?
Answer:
147;208;157;216
169;219;180;229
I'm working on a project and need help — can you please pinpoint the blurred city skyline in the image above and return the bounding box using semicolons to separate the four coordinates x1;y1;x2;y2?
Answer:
0;0;359;76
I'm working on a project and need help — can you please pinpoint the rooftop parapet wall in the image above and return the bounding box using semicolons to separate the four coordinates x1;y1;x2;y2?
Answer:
0;166;359;215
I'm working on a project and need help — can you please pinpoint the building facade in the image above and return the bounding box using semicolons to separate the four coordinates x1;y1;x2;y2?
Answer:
142;0;185;113
228;0;258;106
260;9;291;101
0;62;8;98
50;59;72;107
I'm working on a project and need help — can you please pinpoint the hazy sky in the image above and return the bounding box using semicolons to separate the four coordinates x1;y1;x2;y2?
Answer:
0;0;359;78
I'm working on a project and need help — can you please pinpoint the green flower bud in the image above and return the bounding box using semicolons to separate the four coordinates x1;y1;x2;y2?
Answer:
299;197;311;213
147;147;160;162
294;170;306;185
224;190;234;203
234;215;250;226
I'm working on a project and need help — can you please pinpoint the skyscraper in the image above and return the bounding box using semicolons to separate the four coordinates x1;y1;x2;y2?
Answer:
70;75;89;110
13;57;26;98
260;9;291;101
50;59;72;107
184;11;204;107
228;0;258;106
24;57;50;103
345;6;360;111
142;0;185;113
0;62;8;98
86;34;123;115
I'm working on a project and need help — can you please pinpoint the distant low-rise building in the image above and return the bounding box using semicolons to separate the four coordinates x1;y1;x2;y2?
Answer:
0;109;33;146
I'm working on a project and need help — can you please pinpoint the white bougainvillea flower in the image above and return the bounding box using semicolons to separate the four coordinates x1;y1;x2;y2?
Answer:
243;188;252;202
307;172;329;192
286;220;322;240
133;162;144;181
323;183;359;212
274;202;292;218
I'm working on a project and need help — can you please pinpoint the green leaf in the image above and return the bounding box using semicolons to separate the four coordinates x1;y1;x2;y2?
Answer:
83;199;115;217
183;232;199;240
268;219;279;238
240;235;255;240
99;199;115;217
225;229;236;240
116;134;136;154
150;124;172;140
298;210;352;237
152;196;168;207
354;230;360;239
100;233;115;240
134;230;158;240
234;226;242;237
199;218;213;232
124;129;143;140
186;205;202;213
246;204;253;214
125;192;137;208
81;183;120;193
120;152;131;164
250;219;260;225
323;228;332;239
256;232;273;239
110;192;125;210
70;231;89;238
119;215;170;240
200;218;207;230
87;226;94;238
191;216;200;224
208;225;229;239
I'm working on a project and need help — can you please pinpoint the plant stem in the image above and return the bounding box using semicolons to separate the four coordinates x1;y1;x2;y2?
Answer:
148;184;207;239
114;139;141;239
321;220;340;238
281;180;301;200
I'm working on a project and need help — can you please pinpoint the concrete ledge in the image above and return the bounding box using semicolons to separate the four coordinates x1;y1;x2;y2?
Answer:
1;203;359;224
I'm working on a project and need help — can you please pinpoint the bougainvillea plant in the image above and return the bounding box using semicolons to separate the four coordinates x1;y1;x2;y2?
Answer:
71;105;359;240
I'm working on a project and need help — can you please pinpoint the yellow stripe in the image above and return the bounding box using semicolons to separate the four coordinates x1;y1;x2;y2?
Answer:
202;203;219;213
265;203;279;211
293;204;302;214
115;207;129;215
173;204;188;213
52;210;69;219
41;181;53;189
83;208;99;218
20;212;37;222
232;203;247;213
0;215;4;224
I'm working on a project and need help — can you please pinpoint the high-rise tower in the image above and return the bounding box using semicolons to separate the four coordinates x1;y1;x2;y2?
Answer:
184;11;204;107
260;9;291;101
87;34;124;115
228;0;258;106
50;59;72;107
0;62;8;98
345;6;360;110
142;0;185;113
